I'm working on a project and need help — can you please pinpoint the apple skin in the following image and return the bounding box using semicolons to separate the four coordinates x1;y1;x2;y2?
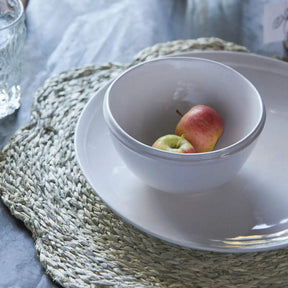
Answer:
152;134;196;153
175;105;224;153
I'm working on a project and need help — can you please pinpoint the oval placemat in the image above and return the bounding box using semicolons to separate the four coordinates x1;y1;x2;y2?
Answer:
1;38;287;288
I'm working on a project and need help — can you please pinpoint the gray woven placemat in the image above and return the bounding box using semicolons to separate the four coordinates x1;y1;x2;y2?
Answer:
1;38;287;288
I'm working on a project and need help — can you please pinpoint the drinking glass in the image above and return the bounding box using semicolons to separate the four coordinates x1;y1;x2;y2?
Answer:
0;0;26;118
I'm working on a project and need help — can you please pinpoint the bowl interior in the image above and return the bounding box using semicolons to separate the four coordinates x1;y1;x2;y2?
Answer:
107;57;263;150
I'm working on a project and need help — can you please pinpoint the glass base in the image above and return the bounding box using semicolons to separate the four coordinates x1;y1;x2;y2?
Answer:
0;86;21;119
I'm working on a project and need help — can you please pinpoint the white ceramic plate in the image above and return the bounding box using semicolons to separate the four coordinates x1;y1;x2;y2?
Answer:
75;51;288;253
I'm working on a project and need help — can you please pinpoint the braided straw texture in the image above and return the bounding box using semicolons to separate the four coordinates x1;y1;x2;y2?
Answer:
1;38;287;288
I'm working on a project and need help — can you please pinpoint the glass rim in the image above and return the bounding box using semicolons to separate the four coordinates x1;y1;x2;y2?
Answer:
0;0;24;31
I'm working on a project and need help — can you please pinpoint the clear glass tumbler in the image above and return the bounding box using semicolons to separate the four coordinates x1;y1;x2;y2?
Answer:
0;0;26;119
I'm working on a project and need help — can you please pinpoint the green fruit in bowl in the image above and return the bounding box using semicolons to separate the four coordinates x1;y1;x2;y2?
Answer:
152;134;196;153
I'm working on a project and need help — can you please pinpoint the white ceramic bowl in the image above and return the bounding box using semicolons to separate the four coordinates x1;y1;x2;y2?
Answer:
103;57;266;194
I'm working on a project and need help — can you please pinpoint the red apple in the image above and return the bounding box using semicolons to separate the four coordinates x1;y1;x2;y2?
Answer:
152;134;196;153
175;105;224;153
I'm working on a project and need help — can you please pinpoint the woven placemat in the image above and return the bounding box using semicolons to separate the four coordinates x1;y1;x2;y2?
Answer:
1;38;287;288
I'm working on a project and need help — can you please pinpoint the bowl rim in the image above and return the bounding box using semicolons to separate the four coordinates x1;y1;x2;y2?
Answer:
103;56;266;162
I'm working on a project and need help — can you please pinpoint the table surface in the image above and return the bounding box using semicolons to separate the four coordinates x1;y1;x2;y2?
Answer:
0;1;286;287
